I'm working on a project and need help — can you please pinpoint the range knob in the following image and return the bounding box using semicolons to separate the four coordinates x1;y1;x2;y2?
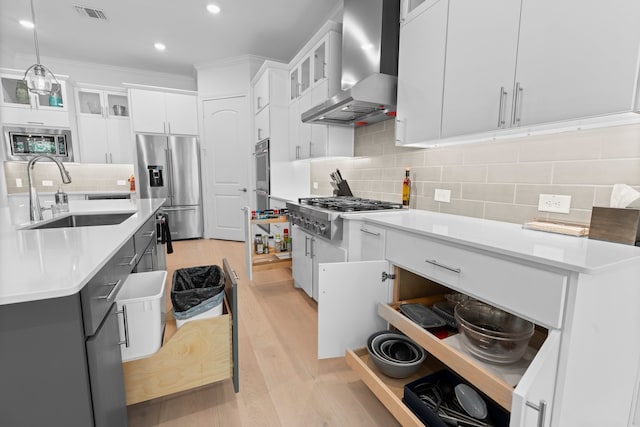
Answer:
318;223;327;234
313;222;320;232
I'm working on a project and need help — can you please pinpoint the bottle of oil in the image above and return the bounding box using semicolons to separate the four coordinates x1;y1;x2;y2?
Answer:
402;168;411;207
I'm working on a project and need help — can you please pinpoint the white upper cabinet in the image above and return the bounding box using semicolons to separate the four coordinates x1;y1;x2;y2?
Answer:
397;0;640;145
75;86;133;164
513;0;640;127
0;70;70;128
129;88;198;135
253;71;270;113
395;0;448;145
440;0;520;138
287;24;353;160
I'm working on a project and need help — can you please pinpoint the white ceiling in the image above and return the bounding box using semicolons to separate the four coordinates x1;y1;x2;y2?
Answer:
0;0;343;77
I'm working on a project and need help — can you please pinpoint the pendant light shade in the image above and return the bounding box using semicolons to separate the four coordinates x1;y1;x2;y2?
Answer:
22;0;60;95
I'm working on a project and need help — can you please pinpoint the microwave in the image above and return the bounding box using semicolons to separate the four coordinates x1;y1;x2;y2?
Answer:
4;126;73;161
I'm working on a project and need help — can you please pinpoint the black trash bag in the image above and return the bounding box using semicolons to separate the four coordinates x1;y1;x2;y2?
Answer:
171;265;225;313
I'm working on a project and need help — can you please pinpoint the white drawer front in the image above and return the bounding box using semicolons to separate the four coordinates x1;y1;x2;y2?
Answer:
386;230;567;328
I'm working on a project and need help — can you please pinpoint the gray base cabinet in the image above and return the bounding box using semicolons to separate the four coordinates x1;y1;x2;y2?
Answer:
86;303;127;427
0;295;95;426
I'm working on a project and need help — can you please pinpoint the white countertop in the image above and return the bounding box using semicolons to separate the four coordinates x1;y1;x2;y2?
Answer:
0;198;165;305
356;209;640;274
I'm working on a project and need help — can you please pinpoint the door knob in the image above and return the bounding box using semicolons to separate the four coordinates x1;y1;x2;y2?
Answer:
238;188;247;192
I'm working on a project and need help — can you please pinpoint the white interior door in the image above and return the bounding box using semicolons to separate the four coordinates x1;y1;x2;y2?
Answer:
202;96;250;240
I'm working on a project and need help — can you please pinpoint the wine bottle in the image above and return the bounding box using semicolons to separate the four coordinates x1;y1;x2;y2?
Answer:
402;168;411;207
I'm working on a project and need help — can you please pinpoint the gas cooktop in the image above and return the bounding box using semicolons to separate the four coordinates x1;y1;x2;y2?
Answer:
298;196;403;212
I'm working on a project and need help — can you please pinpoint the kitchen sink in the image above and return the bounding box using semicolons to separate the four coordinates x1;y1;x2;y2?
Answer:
24;213;134;230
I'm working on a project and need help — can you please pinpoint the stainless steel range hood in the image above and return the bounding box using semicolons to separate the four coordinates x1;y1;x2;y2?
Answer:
301;0;400;127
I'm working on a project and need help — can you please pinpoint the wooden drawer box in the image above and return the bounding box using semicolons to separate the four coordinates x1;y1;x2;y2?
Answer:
385;230;568;328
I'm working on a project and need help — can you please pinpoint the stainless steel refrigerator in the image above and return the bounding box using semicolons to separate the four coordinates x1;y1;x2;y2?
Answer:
136;134;203;240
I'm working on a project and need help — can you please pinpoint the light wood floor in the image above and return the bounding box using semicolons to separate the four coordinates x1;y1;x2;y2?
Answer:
127;239;400;427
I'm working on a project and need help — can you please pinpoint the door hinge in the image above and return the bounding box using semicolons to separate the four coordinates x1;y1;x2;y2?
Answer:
381;272;395;282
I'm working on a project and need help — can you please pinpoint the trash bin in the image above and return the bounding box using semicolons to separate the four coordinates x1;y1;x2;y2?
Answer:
171;265;225;328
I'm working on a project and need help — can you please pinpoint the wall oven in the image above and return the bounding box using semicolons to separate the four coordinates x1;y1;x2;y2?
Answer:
255;138;270;232
4;126;73;161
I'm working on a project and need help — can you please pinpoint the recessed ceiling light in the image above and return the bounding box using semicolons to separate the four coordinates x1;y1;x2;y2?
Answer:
206;4;221;14
154;42;166;51
19;20;34;29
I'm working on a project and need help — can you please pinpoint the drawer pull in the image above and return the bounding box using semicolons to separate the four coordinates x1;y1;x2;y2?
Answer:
425;259;461;274
142;231;155;238
526;400;547;427
98;279;122;301
116;305;130;348
119;254;137;266
360;228;381;237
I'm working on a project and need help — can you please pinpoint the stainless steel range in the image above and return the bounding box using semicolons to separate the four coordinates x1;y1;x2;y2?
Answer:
286;197;403;241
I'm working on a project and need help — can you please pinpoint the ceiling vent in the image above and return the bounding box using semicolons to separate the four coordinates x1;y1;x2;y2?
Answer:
74;5;108;20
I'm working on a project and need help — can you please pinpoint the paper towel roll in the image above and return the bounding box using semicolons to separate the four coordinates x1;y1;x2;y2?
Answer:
610;184;640;208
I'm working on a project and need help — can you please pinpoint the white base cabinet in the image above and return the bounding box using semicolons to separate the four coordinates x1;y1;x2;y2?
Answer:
317;212;640;426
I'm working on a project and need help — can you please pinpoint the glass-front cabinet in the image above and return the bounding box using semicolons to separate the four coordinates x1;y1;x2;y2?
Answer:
76;87;129;118
0;69;70;127
0;73;68;111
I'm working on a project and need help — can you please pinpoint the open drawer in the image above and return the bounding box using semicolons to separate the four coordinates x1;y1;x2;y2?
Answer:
379;302;548;411
122;258;239;404
345;348;447;427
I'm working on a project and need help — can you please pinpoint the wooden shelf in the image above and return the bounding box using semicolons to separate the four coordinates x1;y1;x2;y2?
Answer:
251;215;289;225
345;348;446;427
252;250;292;271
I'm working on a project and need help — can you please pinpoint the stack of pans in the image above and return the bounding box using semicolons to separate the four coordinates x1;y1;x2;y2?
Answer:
367;330;426;378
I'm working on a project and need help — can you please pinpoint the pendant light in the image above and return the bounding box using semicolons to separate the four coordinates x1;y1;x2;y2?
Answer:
22;0;60;95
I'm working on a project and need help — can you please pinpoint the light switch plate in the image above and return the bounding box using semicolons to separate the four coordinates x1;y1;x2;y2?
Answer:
434;188;451;203
538;194;571;213
42;180;53;187
313;181;319;189
15;178;22;187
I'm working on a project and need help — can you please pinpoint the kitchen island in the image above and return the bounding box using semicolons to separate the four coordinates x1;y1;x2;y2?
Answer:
0;198;165;427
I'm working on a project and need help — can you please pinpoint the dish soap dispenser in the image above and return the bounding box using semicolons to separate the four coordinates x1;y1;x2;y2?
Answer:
55;185;69;213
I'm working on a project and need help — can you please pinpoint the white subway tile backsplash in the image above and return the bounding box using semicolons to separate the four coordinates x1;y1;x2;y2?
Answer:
309;120;640;224
442;165;488;182
488;163;553;184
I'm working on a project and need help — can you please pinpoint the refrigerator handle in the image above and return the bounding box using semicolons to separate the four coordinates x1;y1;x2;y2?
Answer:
165;148;173;203
168;148;176;200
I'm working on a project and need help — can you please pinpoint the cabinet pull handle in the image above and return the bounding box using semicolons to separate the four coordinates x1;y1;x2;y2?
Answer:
116;305;130;348
99;279;123;301
526;400;547;427
104;153;108;163
142;230;155;238
168;122;172;134
119;254;137;266
511;82;524;126
27;121;45;125
109;153;113;163
144;248;154;255
497;87;507;128
425;259;461;274
304;236;309;256
309;237;315;258
257;96;262;110
257;128;262;141
360;228;381;237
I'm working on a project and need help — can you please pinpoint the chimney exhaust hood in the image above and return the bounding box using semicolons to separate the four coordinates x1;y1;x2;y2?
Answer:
301;0;400;127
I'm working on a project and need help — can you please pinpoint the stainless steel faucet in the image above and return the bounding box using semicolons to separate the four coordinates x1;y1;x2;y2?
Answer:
27;155;72;221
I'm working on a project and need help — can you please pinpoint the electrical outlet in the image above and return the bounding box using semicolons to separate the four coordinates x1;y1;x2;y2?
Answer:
117;180;126;186
15;178;22;187
538;194;571;213
313;181;319;189
42;180;53;187
434;188;451;203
